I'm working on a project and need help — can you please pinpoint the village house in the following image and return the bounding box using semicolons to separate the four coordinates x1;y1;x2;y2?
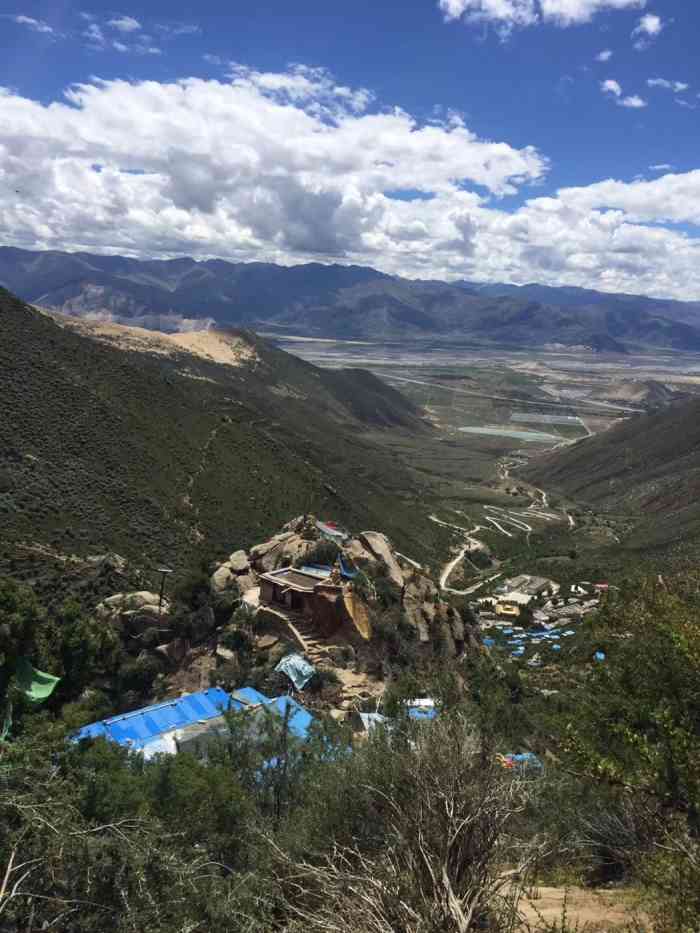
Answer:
258;564;371;640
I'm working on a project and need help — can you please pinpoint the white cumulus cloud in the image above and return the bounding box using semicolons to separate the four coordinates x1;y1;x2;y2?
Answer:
647;78;689;92
596;49;613;62
620;94;647;108
601;78;622;97
0;67;699;300
601;80;646;108
108;15;141;33
439;0;644;32
8;14;53;34
632;12;664;49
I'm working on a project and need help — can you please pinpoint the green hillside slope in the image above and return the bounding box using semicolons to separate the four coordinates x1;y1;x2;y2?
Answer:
0;288;436;574
524;398;700;555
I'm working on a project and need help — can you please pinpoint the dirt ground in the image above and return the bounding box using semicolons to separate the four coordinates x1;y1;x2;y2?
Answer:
517;885;645;931
50;312;259;367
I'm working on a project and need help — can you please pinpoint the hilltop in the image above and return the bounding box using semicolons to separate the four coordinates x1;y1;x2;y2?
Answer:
0;287;438;578
3;245;700;351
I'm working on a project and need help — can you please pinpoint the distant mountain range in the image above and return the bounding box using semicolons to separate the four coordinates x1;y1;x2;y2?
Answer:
3;246;700;351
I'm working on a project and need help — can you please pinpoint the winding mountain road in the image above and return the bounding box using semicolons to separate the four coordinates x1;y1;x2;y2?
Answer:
433;457;575;595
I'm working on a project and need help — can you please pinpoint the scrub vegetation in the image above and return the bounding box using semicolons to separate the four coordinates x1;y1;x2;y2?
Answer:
2;570;700;930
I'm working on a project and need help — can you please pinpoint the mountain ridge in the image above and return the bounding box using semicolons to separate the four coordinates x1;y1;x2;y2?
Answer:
3;245;700;351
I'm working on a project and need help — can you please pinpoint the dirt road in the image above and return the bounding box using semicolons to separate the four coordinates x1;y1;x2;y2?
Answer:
433;459;574;593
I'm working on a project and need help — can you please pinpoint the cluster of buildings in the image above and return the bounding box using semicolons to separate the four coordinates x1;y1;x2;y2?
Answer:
477;577;605;663
73;683;442;760
477;575;603;625
477;574;560;619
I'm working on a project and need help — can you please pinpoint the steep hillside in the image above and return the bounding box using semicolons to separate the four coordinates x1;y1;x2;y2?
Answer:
4;246;700;350
524;398;700;554
0;288;435;575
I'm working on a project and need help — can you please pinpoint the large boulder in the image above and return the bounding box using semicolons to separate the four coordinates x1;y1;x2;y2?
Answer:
236;571;259;595
211;565;236;595
359;532;404;588
345;538;377;564
228;550;250;573
95;591;171;628
250;531;293;559
96;591;167;616
250;533;317;572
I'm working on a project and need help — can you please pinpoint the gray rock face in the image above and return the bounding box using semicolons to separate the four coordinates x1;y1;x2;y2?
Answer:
359;532;404;588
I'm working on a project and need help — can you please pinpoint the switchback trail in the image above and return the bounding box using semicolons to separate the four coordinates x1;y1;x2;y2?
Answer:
433;457;574;595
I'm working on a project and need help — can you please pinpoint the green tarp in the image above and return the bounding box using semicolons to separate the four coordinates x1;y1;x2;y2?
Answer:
15;657;60;703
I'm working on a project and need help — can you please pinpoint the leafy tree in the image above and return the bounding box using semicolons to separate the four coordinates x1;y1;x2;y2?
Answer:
562;575;700;928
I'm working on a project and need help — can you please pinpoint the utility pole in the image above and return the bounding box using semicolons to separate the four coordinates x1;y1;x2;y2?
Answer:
156;566;174;616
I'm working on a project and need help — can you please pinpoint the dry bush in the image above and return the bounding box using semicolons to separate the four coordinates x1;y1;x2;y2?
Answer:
270;712;547;932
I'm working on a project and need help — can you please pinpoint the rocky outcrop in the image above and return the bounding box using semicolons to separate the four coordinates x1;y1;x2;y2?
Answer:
359;532;404;588
210;551;258;599
95;591;171;629
249;532;317;572
401;573;474;656
211;565;238;596
345;538;377;564
229;550;250;573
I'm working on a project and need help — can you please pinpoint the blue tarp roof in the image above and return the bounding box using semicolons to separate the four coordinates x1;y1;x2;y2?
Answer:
408;707;438;721
266;695;314;740
73;687;270;750
275;653;316;690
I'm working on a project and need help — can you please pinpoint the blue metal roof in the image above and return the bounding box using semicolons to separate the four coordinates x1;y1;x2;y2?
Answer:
72;686;315;751
73;687;234;749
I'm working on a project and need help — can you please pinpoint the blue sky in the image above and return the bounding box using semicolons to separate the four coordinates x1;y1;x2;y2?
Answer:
1;0;699;298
